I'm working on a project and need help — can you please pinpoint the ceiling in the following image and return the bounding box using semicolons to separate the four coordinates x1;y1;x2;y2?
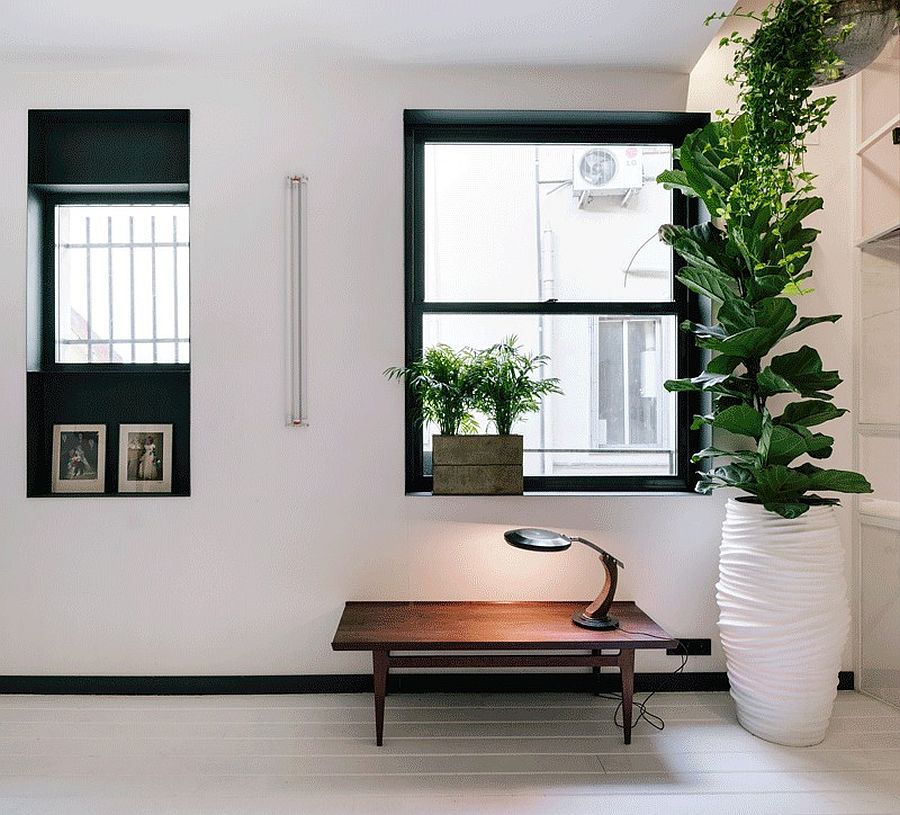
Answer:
1;1;724;69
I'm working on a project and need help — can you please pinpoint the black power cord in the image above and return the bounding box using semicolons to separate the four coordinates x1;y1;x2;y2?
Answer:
595;629;690;734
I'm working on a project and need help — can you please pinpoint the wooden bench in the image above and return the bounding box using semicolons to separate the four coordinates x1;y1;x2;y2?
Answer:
331;600;676;745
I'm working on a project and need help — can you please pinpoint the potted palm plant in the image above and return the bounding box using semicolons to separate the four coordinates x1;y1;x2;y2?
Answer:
385;337;560;495
385;344;478;437
658;0;873;745
427;337;561;494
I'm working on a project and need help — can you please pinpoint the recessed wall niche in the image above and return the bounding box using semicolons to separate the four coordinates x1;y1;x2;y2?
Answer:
26;109;191;497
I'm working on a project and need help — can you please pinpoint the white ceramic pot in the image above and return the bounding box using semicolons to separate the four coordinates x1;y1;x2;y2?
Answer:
717;498;849;746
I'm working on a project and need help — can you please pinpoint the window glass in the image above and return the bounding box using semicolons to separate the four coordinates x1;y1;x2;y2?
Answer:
421;314;678;477
424;143;673;303
55;204;190;363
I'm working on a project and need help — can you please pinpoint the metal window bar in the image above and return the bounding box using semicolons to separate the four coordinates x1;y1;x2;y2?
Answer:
150;215;158;362
129;215;136;362
107;215;114;362
173;214;179;363
85;217;93;361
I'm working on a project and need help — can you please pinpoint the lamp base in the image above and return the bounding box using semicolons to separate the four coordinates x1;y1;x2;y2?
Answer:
572;612;619;630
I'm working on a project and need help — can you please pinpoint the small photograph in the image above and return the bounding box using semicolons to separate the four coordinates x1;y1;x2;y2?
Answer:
51;424;106;493
118;424;172;493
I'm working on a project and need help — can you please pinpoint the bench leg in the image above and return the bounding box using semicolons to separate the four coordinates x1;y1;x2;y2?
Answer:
373;650;389;747
619;648;635;745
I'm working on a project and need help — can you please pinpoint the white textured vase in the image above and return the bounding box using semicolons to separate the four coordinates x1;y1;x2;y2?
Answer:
717;498;849;746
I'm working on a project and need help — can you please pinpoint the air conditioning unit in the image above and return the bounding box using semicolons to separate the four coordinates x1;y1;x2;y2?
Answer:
572;146;643;194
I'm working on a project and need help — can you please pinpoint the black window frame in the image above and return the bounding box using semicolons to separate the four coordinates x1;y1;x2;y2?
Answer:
403;109;709;494
39;190;191;373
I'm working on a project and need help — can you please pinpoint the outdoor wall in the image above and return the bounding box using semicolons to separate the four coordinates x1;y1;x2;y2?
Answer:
0;44;852;677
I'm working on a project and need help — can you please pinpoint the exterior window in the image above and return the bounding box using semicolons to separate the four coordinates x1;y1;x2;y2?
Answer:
55;204;190;363
591;317;677;473
405;111;706;493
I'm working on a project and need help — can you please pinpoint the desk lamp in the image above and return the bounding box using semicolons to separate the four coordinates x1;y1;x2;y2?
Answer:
504;528;625;630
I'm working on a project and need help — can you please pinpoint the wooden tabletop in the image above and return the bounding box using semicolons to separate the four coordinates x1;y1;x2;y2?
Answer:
331;601;675;651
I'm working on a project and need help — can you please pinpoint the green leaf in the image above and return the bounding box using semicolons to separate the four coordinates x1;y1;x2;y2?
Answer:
756;464;810;499
756;367;796;397
757;409;774;462
656;168;694;197
791;426;834;459
805;468;873;494
778;196;823;233
748;273;792;301
716;299;756;333
782;314;841;339
762;501;810;518
665;371;743;397
765;426;808;465
692;447;759;464
676;267;737;305
775;400;847;427
691;413;714;430
706;355;742;375
670;122;739;213
710;464;759;491
713;404;763;438
681;320;727;339
701;298;797;359
758;346;842;399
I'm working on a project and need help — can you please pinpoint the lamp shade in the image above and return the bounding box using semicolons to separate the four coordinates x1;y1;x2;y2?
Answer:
504;528;572;552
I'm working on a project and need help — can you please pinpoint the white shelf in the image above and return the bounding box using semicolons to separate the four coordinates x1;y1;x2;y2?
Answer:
859;423;900;437
860;497;900;530
856;115;900;156
858;222;900;252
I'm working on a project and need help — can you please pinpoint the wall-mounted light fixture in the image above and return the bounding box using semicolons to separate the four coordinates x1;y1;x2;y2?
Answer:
288;175;309;427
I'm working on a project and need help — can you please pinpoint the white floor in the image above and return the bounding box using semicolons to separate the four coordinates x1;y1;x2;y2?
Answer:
0;690;898;814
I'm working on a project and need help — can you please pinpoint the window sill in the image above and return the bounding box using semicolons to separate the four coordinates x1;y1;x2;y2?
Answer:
406;490;697;498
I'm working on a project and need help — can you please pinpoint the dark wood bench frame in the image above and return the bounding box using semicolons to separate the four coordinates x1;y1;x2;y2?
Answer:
332;600;676;746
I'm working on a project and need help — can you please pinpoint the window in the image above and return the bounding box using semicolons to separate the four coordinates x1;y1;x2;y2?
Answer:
55;204;190;363
27;110;191;497
404;111;707;493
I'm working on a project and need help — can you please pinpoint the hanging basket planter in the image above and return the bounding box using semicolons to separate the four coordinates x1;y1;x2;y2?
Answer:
814;0;899;84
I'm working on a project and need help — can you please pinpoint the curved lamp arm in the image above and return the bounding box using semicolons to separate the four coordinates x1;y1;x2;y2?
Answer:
570;537;625;569
570;537;624;628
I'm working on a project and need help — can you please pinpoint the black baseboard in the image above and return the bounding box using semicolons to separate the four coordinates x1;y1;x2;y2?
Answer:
0;671;854;695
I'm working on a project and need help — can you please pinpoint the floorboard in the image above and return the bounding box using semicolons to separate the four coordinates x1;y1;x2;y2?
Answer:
0;690;897;814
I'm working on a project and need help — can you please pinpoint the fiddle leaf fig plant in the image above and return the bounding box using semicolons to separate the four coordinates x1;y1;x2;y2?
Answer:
657;0;872;518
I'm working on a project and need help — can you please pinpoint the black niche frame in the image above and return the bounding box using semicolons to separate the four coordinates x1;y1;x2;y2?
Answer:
26;109;191;497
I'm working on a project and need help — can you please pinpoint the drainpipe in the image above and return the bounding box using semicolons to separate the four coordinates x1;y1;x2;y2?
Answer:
535;148;556;476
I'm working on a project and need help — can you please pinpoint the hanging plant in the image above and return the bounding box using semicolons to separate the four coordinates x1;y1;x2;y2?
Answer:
657;0;873;518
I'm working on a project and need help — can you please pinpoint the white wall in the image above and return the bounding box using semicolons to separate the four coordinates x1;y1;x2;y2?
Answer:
0;45;852;677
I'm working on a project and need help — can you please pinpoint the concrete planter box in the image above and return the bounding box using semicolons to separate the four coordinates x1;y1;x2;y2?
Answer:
431;434;523;495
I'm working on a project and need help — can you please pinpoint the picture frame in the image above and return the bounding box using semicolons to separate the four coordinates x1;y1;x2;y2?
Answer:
118;424;173;494
51;424;106;493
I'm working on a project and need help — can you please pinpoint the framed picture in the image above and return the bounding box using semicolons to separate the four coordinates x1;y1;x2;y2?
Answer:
118;424;173;494
51;424;106;493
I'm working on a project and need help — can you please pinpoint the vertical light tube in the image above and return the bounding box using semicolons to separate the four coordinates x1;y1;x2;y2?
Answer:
288;175;309;426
